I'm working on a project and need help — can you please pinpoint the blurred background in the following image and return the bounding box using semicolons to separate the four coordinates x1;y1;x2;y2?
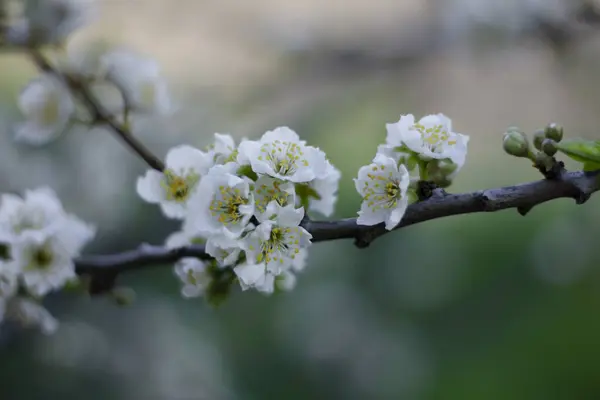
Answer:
2;0;600;399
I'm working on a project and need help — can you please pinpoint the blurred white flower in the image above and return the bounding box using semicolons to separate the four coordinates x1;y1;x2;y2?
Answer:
254;175;296;219
174;258;211;298
205;235;242;267
101;48;172;115
62;39;113;80
0;187;95;248
5;297;58;334
306;160;341;217
184;164;254;238
5;0;96;45
243;203;312;272
355;153;410;230
386;114;469;167
15;74;74;146
13;220;94;297
137;145;213;220
0;187;94;296
238;126;328;183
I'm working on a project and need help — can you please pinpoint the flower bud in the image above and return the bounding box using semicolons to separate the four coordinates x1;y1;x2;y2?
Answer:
111;287;136;306
533;129;546;151
544;123;563;142
541;138;557;156
503;129;530;158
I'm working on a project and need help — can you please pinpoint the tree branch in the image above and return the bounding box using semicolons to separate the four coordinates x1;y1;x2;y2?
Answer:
28;48;165;171
74;169;600;292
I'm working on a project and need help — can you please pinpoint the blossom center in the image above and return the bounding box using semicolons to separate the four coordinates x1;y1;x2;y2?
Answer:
412;123;456;152
161;169;199;202
363;170;403;212
258;140;309;176
255;181;290;213
256;226;290;264
209;186;249;225
41;93;60;125
27;243;54;271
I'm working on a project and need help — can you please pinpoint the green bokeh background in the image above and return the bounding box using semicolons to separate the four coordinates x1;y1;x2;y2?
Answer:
2;1;600;399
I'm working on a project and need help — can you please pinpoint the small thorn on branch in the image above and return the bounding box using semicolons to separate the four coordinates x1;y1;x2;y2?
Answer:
87;270;118;295
517;205;534;216
354;236;371;249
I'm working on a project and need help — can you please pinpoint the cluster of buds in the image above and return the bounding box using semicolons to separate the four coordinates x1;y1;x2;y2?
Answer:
502;123;565;173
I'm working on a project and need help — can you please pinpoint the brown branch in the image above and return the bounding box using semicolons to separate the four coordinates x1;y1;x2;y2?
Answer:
28;48;165;171
74;169;600;292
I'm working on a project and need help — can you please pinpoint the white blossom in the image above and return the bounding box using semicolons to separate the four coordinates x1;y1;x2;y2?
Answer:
306;160;341;217
137;145;213;220
385;114;469;166
243;204;312;273
6;0;96;46
5;297;58;334
184;165;254;238
355;153;411;230
233;262;276;294
205;235;242;267
174;258;211;298
101;48;171;115
238;127;328;183
253;176;296;219
15;74;74;146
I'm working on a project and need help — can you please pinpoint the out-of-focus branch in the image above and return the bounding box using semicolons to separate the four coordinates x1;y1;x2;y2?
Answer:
74;169;600;293
28;48;165;171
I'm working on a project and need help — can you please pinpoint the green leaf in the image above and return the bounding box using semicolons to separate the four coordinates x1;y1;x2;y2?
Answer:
583;161;600;172
295;183;321;210
556;139;600;164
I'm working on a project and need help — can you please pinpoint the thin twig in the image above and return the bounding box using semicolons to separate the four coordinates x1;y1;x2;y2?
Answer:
28;48;165;171
74;169;600;287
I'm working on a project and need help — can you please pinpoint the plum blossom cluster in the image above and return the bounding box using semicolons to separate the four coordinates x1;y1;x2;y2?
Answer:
0;188;95;334
355;114;469;230
136;128;340;299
